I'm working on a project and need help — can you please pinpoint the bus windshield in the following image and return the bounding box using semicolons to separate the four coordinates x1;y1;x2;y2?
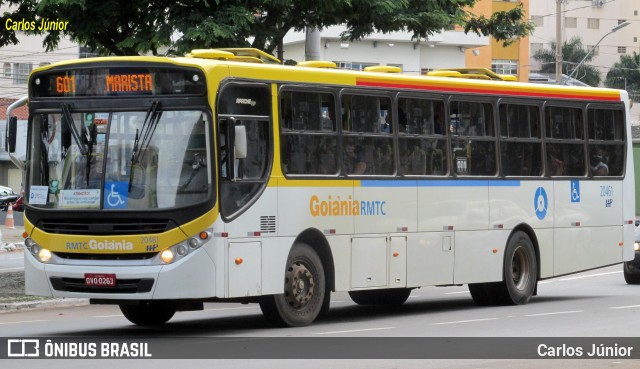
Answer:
27;108;211;210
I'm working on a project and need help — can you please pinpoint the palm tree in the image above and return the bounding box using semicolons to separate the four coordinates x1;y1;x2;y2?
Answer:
533;36;601;86
605;52;640;101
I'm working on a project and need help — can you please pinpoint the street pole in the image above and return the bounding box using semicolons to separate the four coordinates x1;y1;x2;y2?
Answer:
555;0;563;84
565;21;630;85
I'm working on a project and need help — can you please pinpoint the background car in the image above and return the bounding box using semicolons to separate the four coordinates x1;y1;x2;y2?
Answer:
623;225;640;284
0;187;18;211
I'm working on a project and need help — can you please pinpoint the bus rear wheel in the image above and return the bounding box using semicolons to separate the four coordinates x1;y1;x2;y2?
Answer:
259;242;325;327
119;301;177;326
469;231;537;306
348;288;412;305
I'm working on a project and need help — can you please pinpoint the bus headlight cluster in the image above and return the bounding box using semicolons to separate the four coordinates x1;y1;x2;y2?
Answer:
25;238;53;263
156;230;211;265
635;242;640;252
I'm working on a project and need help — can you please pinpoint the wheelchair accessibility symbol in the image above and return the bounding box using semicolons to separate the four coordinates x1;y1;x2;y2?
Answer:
104;181;128;209
571;180;580;203
534;187;548;220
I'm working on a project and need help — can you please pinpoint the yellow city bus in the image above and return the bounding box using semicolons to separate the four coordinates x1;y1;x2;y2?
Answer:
6;49;635;327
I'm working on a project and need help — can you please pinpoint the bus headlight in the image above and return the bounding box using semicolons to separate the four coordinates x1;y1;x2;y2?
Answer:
160;249;175;264
635;242;640;252
155;229;211;265
38;249;53;263
25;238;52;263
176;244;188;256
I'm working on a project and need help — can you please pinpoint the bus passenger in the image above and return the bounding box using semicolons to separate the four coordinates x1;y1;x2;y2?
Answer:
548;148;566;176
344;142;367;175
590;149;609;176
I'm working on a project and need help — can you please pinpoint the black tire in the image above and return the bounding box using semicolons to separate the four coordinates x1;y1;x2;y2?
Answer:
348;288;412;306
119;301;177;326
469;231;537;306
623;262;640;284
468;282;502;306
259;242;325;327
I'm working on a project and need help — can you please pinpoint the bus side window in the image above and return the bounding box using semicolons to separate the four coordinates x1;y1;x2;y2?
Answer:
450;101;496;176
545;106;585;177
280;90;338;175
588;108;625;176
345;95;381;133
499;104;542;177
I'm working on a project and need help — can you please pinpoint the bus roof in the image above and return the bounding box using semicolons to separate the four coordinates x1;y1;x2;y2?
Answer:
29;49;624;103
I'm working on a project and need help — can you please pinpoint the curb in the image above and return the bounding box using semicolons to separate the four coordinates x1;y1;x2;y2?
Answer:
0;298;89;313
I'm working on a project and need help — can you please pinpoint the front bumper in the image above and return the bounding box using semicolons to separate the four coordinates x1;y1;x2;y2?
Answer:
24;247;218;300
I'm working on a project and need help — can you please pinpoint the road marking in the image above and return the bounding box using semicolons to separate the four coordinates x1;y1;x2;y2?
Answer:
331;300;346;303
445;291;469;295
432;318;497;325
408;294;421;298
609;305;640;310
526;310;583;317
0;320;48;325
315;327;395;335
559;271;620;281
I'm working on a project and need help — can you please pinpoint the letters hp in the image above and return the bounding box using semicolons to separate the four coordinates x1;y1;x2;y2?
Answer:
7;339;40;357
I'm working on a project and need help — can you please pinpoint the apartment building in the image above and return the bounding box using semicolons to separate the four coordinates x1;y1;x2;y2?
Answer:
529;0;639;84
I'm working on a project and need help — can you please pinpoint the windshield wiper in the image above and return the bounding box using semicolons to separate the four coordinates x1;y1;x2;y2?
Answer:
129;101;162;191
60;103;88;156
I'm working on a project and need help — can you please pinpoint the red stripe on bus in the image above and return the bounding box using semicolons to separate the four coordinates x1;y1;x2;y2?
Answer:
356;80;621;101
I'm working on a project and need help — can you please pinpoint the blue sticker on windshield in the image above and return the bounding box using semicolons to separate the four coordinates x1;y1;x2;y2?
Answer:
104;181;128;209
534;187;548;220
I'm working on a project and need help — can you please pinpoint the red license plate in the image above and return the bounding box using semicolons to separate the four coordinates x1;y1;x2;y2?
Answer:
84;273;116;287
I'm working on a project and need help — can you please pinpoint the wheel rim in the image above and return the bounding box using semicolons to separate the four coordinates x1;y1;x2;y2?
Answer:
284;261;315;309
511;245;530;290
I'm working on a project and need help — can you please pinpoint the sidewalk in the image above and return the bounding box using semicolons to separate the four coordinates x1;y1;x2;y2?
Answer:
0;222;90;313
0;221;26;252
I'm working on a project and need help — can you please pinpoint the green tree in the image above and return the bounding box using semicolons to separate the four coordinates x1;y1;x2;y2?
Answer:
605;52;640;100
1;0;534;57
532;36;601;86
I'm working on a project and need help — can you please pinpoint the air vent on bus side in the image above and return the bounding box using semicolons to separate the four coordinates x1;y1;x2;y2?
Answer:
260;216;276;233
38;218;177;235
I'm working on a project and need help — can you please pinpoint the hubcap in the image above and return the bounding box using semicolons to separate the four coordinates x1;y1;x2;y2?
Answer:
512;245;530;290
284;261;315;309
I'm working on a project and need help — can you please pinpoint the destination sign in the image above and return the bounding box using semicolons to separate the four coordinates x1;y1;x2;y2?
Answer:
31;66;206;98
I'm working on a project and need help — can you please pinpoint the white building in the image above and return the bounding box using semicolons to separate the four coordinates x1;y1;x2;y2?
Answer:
282;25;489;75
529;0;639;84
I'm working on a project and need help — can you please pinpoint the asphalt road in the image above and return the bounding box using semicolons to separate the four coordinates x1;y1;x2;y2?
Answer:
0;249;23;272
1;264;640;368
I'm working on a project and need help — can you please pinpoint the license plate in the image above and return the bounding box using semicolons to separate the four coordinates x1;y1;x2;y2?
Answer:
84;273;116;287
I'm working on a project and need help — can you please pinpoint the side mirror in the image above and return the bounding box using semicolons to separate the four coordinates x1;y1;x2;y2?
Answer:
6;116;17;153
234;125;247;159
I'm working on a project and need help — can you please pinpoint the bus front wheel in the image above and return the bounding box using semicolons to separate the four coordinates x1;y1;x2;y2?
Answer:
623;262;640;284
119;301;177;326
259;242;325;327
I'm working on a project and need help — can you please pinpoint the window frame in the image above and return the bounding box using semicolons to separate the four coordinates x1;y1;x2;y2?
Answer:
448;97;498;177
278;86;340;177
497;100;544;178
